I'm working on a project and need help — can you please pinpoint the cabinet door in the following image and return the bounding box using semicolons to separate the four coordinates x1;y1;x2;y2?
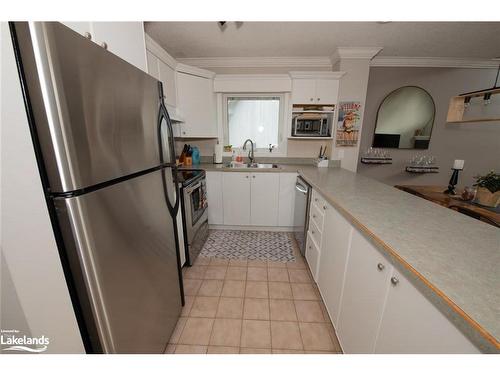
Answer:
206;172;224;225
91;22;147;72
250;173;279;226
317;204;353;327
374;270;479;354
176;72;217;138
222;173;250;225
292;79;316;104
61;22;92;37
305;232;320;281
315;79;339;104
146;50;160;79
337;229;393;353
278;173;297;227
158;60;177;107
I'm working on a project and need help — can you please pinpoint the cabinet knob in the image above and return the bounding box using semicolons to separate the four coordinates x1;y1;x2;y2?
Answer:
312;214;316;218
84;32;92;40
310;98;314;101
252;175;255;178
100;41;108;50
246;175;249;178
377;263;385;271
317;98;321;101
182;131;186;135
323;205;327;210
390;276;399;286
311;230;315;234
314;198;318;202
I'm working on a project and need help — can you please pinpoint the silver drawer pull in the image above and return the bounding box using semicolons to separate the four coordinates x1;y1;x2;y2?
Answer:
312;214;316;218
100;41;108;50
323;205;327;210
390;276;399;286
311;230;315;234
377;263;385;271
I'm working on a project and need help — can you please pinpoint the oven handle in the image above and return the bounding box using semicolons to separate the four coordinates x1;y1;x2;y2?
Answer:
295;183;308;194
185;181;202;195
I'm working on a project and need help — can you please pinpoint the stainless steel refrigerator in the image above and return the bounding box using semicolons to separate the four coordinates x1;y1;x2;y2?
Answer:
10;22;183;353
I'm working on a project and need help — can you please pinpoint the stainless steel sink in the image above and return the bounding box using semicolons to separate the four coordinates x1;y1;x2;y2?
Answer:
225;162;280;169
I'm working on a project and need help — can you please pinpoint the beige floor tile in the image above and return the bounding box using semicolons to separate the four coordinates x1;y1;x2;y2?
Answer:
270;299;297;321
272;349;305;354
183;279;202;296
268;282;293;299
194;257;210;266
299;322;335;351
247;267;268;281
240;348;272;354
221;280;246;298
209;318;242;347
294;300;325;322
169;317;187;344
244;298;270;320
268;268;289;282
197;280;224;297
287;258;306;269
225;267;247;281
245;281;268;298
204;266;227;280
164;344;176;353
240;320;271;349
327;324;343;353
267;261;287;268
178;317;214;346
184;266;207;279
229;258;248;267
288;269;312;283
270;321;303;350
207;346;240;354
216;297;244;319
291;283;319;300
181;296;194;317
247;259;268;268
304;350;337;354
319;300;331;322
210;258;229;266
190;296;219;318
174;344;207;354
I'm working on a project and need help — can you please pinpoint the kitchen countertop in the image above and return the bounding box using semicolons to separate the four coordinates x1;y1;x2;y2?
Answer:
191;163;500;352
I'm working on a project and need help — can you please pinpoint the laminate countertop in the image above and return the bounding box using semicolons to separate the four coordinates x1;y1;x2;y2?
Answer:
193;163;500;352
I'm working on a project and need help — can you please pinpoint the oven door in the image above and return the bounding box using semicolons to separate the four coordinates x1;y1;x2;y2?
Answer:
184;178;208;244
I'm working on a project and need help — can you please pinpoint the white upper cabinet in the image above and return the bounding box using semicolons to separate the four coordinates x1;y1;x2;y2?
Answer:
146;50;160;79
158;61;177;107
250;173;279;226
176;71;217;138
374;269;480;354
337;229;393;354
61;22;147;72
290;72;344;105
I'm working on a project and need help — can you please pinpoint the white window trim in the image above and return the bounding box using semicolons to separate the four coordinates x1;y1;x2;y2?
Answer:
221;93;289;157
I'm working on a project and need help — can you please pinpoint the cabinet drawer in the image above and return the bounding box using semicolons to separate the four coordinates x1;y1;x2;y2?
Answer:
308;218;322;248
311;190;328;211
309;203;324;232
305;232;320;281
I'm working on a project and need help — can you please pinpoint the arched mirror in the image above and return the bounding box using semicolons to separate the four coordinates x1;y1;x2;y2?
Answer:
372;86;435;149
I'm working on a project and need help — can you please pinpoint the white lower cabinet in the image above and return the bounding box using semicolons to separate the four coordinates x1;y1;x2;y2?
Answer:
337;229;394;353
206;172;223;225
250;173;279;226
222;173;251;225
374;269;480;354
278;173;297;227
305;232;320;281
317;203;353;327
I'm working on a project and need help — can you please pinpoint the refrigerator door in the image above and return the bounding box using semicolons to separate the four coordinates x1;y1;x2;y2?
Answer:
14;22;168;193
54;169;182;353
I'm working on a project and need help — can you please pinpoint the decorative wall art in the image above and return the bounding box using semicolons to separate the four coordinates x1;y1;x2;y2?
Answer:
336;101;362;147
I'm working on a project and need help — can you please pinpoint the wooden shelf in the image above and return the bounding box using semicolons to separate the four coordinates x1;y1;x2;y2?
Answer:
446;87;500;123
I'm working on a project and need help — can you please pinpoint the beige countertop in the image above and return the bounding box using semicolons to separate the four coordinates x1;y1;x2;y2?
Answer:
190;163;500;352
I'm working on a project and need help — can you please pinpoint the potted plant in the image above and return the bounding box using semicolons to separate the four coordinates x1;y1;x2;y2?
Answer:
473;171;500;208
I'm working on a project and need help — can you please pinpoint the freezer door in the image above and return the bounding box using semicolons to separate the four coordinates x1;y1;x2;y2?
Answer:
14;22;167;193
54;169;182;353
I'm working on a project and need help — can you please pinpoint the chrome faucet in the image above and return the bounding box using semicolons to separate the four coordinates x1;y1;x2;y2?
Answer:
242;139;255;165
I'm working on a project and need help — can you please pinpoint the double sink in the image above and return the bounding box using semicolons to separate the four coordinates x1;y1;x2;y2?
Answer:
224;162;279;169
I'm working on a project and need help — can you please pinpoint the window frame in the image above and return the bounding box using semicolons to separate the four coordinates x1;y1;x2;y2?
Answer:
222;93;287;157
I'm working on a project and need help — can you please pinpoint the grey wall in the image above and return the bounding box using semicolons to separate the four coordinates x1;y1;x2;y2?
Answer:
357;67;500;188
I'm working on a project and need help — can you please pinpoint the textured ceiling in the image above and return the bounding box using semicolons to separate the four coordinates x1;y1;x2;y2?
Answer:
145;22;500;59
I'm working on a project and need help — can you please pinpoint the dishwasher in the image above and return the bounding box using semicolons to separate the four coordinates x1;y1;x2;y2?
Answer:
293;176;311;256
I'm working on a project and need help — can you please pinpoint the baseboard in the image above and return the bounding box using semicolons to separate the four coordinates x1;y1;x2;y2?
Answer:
208;224;294;232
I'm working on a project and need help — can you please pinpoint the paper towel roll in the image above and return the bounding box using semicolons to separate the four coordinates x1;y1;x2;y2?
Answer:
214;143;223;164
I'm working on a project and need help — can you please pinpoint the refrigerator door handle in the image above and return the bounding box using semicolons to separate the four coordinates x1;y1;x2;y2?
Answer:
157;82;180;217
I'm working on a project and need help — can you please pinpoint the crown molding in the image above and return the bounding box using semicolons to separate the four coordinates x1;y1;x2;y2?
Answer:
176;56;333;69
145;34;177;69
289;71;346;79
370;56;500;69
176;62;216;79
330;47;383;65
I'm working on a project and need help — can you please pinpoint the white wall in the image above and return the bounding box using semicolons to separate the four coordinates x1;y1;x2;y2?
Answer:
0;22;84;353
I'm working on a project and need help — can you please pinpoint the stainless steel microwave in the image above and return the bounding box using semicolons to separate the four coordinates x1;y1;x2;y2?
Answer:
291;111;334;137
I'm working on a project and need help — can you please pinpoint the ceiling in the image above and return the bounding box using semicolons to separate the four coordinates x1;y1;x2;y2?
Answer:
145;22;500;59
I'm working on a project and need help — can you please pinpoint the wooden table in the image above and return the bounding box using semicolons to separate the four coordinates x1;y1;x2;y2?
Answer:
395;185;500;228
